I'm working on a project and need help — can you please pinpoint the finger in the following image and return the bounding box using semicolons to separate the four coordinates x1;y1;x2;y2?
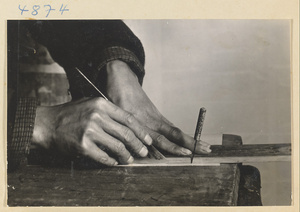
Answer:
100;116;148;157
158;122;211;154
148;130;192;156
194;140;212;154
198;140;211;147
85;127;134;164
81;137;118;166
102;101;153;145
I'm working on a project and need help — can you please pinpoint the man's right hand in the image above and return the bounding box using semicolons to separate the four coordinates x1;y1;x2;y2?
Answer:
31;97;153;166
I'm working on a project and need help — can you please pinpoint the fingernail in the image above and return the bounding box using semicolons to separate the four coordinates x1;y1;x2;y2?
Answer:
138;146;148;157
127;156;134;164
113;161;118;166
181;148;192;155
144;134;153;145
205;147;212;153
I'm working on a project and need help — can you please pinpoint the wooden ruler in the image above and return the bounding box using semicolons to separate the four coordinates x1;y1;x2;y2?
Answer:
124;143;291;166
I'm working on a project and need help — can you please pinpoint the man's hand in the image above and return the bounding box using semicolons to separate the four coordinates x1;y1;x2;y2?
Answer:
31;97;153;166
106;60;211;156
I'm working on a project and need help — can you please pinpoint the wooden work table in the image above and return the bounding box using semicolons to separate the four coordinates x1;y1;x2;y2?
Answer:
7;164;240;206
8;134;289;206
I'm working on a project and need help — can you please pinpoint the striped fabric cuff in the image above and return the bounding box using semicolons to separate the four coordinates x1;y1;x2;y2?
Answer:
8;98;39;170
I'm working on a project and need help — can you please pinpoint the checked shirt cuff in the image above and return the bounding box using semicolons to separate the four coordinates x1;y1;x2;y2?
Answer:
96;46;145;85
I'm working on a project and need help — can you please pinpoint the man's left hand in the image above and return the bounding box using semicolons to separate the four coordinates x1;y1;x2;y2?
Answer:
105;60;211;156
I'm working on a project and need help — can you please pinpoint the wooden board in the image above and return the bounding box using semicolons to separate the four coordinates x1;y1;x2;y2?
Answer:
131;143;291;166
7;164;240;206
132;155;290;166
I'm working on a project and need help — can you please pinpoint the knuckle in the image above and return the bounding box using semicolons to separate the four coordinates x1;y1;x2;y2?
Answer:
170;145;178;153
115;142;126;153
153;121;163;130
94;97;106;106
83;128;93;138
80;140;91;155
124;113;135;125
98;156;110;165
89;111;101;121
156;134;166;144
92;153;111;166
122;128;134;142
171;145;180;154
83;128;101;140
110;103;119;113
137;129;146;139
169;127;182;138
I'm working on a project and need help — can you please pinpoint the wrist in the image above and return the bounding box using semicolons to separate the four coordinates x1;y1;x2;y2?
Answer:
106;60;139;82
106;60;141;104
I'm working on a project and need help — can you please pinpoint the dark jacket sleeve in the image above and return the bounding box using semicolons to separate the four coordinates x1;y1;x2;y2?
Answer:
21;20;146;99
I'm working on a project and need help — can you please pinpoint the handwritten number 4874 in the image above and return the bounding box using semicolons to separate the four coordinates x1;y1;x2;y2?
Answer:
18;4;69;17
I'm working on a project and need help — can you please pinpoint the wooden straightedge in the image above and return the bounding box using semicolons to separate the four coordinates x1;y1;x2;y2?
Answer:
126;143;291;166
